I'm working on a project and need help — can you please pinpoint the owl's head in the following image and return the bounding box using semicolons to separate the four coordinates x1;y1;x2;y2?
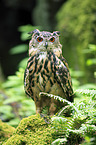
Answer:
28;29;62;56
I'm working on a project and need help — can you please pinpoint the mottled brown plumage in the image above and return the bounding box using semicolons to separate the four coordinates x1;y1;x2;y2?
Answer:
24;29;74;115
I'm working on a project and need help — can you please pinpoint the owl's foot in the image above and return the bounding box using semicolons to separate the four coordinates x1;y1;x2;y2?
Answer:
40;113;51;124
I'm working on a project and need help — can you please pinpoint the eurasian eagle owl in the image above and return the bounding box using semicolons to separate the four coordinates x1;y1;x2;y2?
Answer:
24;29;74;115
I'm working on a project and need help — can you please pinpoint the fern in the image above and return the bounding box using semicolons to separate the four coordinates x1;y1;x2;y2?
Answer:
39;92;79;114
41;89;96;145
75;89;96;98
52;138;67;145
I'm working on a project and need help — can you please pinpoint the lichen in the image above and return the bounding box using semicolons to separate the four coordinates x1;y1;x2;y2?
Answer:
3;114;55;145
0;120;15;144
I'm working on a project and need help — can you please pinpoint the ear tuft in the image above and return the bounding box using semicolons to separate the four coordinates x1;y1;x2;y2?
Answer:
28;29;40;36
53;31;60;36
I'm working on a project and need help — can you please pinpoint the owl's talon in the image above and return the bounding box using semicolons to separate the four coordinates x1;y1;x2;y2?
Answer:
40;113;51;124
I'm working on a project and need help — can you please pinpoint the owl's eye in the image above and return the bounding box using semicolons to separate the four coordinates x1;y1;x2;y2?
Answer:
37;37;43;42
50;37;55;42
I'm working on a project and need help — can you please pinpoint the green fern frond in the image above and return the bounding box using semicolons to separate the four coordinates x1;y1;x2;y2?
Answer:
51;138;67;145
80;124;96;136
39;92;79;114
75;89;96;98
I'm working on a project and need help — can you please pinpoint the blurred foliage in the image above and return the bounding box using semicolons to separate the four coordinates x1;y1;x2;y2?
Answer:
0;0;96;143
9;44;28;55
0;21;96;144
56;0;96;83
0;67;36;127
33;0;51;30
9;25;41;55
0;25;42;127
0;24;96;128
83;44;96;84
18;25;41;41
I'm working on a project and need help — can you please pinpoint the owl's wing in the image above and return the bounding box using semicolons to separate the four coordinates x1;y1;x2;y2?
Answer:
55;55;74;102
24;68;33;98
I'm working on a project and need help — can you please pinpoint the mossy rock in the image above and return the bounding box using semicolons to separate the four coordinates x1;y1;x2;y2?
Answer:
3;114;55;145
0;120;15;144
1;114;90;144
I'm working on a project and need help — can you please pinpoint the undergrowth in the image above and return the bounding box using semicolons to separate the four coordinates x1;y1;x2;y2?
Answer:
50;89;96;145
0;25;96;144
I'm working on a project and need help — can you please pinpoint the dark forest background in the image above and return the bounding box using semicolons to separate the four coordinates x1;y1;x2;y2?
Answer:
0;0;65;78
0;0;96;86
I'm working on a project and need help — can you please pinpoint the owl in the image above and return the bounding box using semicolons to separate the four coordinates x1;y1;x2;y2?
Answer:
24;29;74;116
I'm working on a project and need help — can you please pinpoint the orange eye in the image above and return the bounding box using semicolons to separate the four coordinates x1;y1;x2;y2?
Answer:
37;37;43;42
50;37;55;42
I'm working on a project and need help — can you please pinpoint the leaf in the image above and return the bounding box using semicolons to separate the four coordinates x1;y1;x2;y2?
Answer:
82;49;93;54
86;58;96;66
70;69;84;77
39;92;79;114
18;25;42;41
0;105;15;120
20;32;30;41
7;118;20;127
18;58;28;69
52;138;67;145
88;44;96;52
75;89;96;97
9;44;28;54
18;25;40;32
3;96;23;104
78;84;96;90
51;116;67;123
83;44;96;54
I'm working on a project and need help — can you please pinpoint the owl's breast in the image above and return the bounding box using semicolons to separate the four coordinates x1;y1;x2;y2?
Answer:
27;51;65;98
34;53;55;91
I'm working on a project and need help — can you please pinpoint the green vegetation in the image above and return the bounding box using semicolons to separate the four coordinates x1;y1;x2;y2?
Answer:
0;0;96;144
56;0;96;83
0;68;36;127
0;24;96;144
3;114;54;145
0;120;15;144
1;90;96;144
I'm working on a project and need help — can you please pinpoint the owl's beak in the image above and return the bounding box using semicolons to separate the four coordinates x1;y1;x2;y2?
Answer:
45;42;48;49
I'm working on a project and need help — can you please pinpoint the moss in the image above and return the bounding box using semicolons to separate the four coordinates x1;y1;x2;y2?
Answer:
3;135;27;145
2;113;95;144
1;114;86;144
4;114;55;145
0;120;15;144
